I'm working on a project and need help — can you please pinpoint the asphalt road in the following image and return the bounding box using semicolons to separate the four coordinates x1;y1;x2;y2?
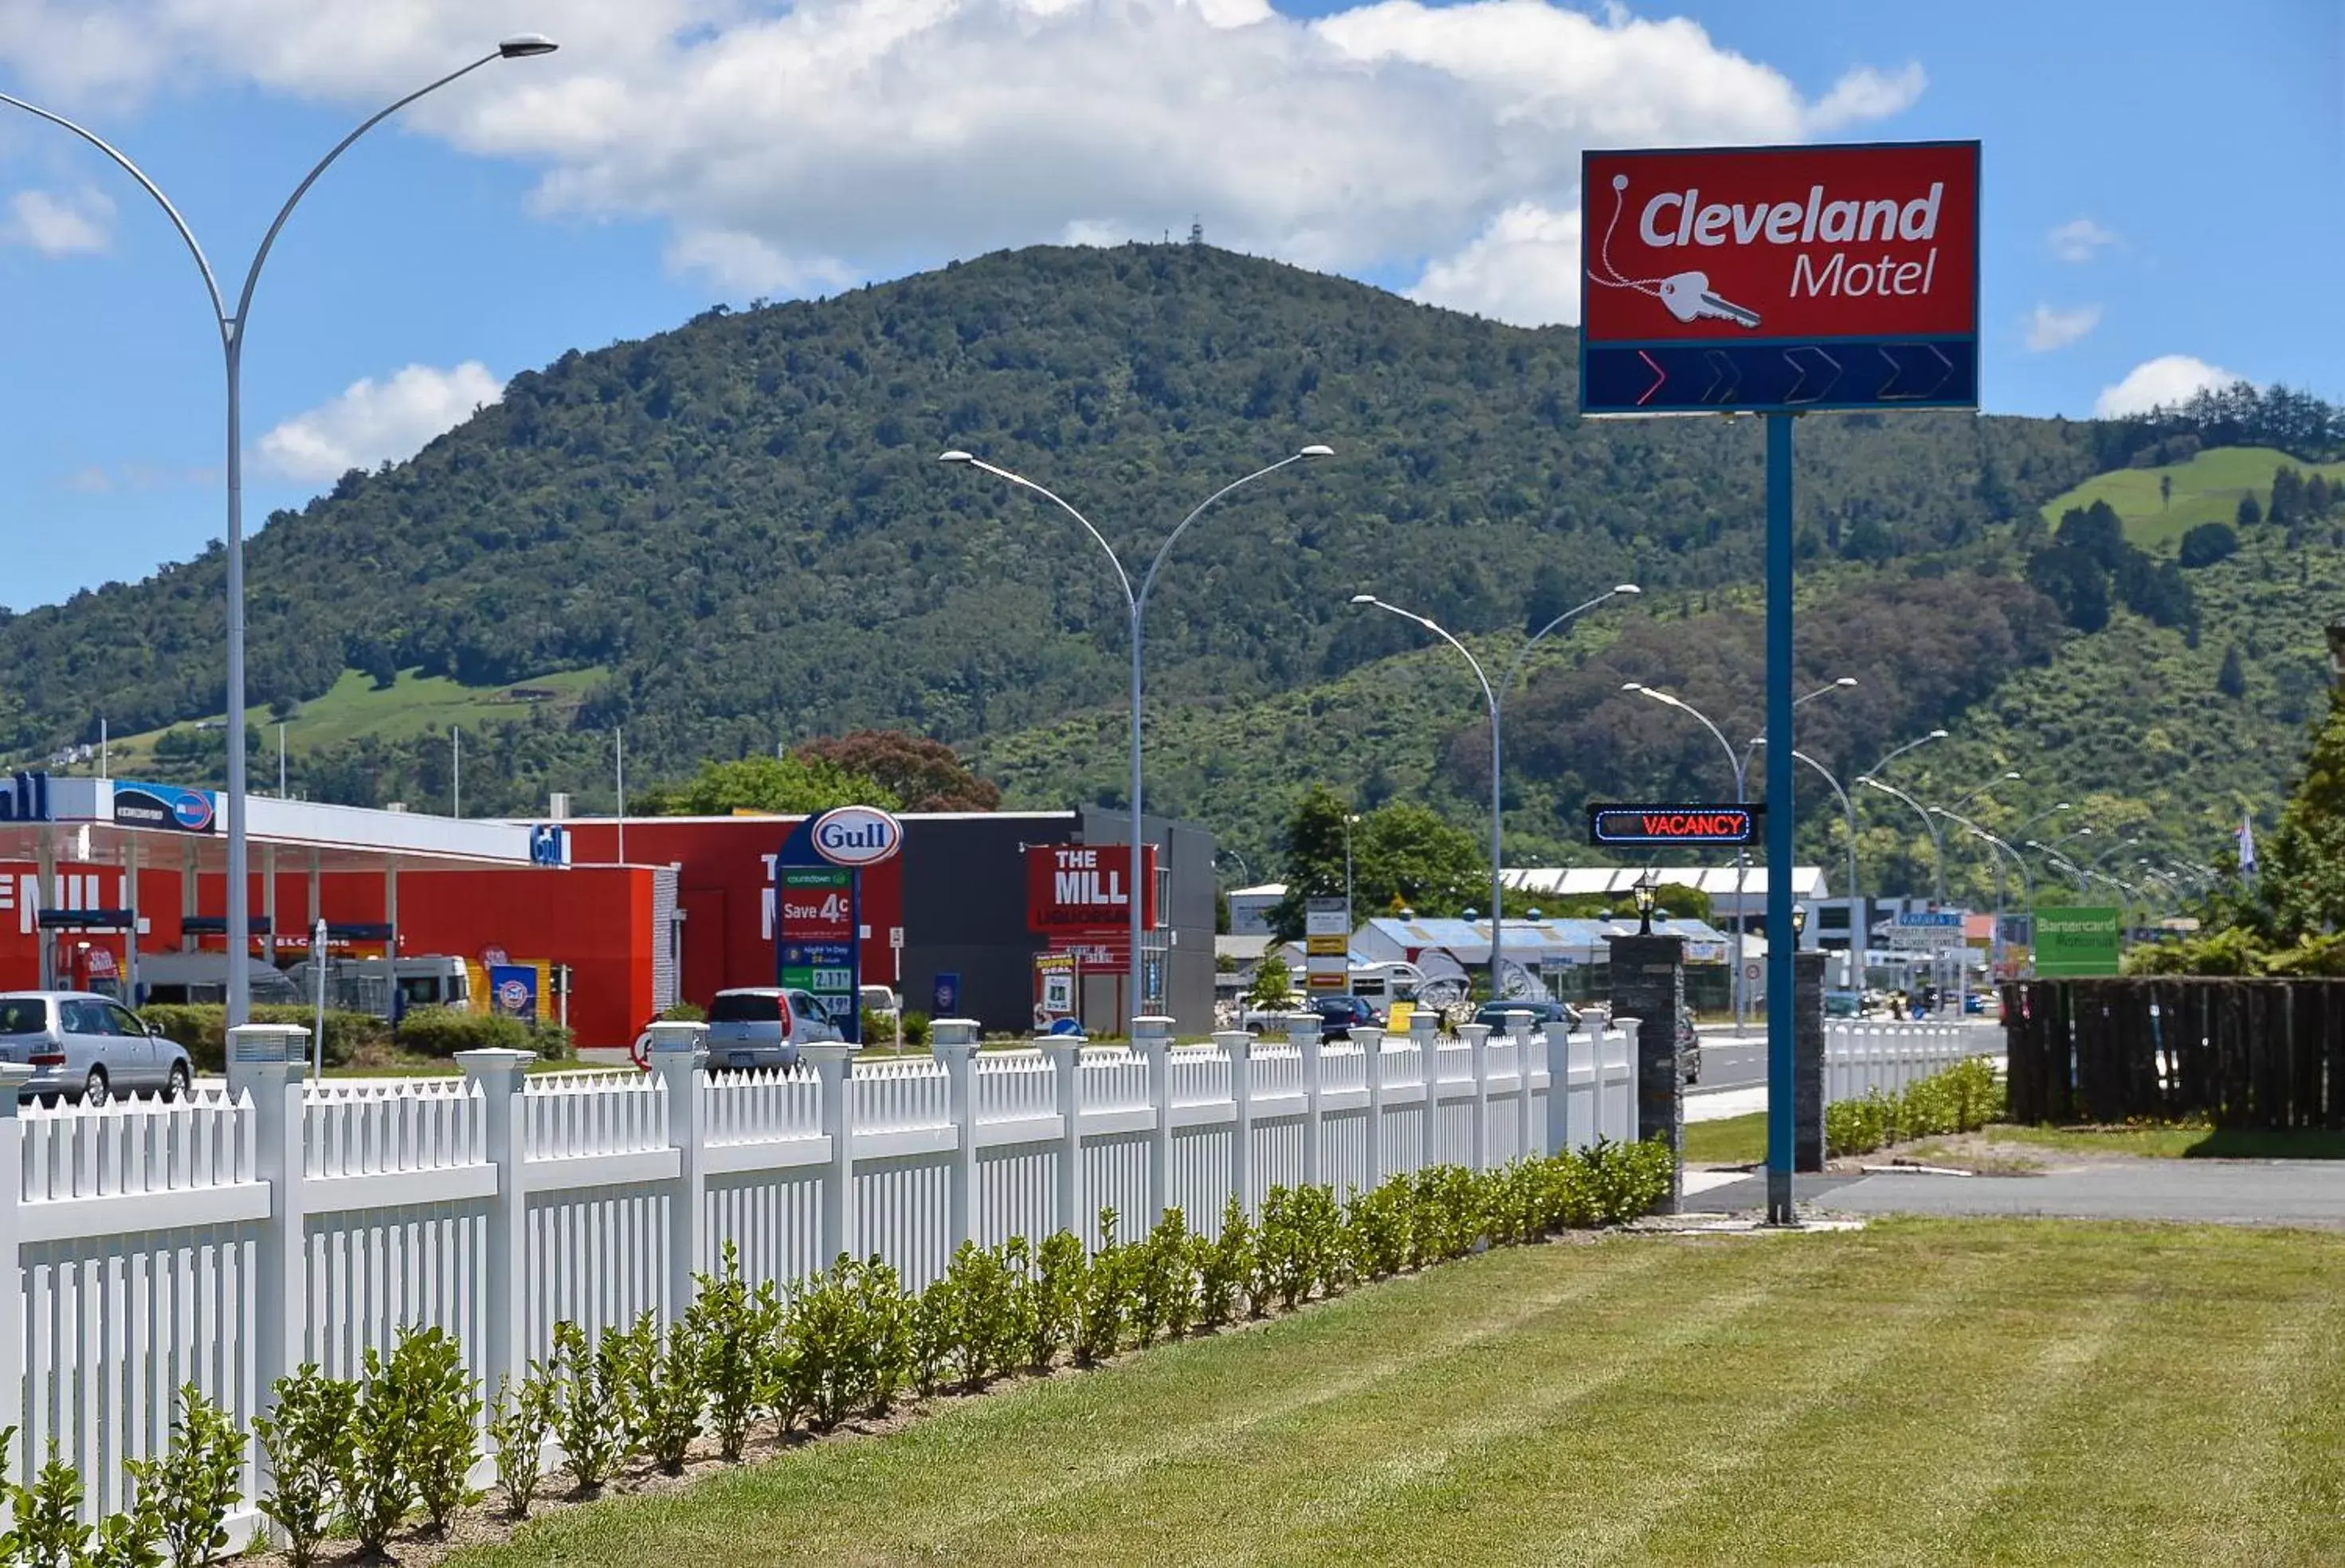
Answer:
1689;1033;1767;1092
1684;1161;2345;1227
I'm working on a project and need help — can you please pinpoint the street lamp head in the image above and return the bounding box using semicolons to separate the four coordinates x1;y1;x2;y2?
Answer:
1614;583;1643;595
1929;728;1949;739
1350;594;1375;606
938;450;974;465
1620;681;1643;692
2001;770;2021;781
497;33;560;57
1296;444;1334;458
1834;676;1858;688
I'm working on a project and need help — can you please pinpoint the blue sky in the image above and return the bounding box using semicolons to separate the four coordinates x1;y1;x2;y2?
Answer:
0;0;2335;611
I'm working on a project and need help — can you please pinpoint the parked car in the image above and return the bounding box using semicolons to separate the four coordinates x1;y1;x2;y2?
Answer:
702;987;845;1072
0;991;194;1104
1308;994;1383;1040
1823;990;1865;1018
1471;998;1582;1035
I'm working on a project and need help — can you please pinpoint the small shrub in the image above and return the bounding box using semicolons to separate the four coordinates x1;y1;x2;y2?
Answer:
488;1364;559;1519
659;1002;707;1022
1194;1200;1253;1327
525;1021;576;1061
395;1326;483;1532
688;1244;776;1461
395;1005;530;1059
1129;1208;1192;1347
788;1256;911;1427
347;1336;427;1553
550;1320;624;1491
909;1274;957;1397
253;1366;357;1567
900;1011;933;1050
1026;1231;1086;1369
617;1309;705;1475
1073;1210;1130;1364
124;1382;242;1568
943;1241;1020;1389
6;1438;95;1566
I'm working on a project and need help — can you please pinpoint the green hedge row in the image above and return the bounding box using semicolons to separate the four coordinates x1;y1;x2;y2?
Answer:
139;1005;573;1073
1824;1056;2005;1159
12;1139;1676;1565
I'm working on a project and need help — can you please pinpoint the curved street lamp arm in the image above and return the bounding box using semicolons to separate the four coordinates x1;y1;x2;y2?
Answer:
1504;588;1628;693
1359;599;1495;711
0;92;227;325
1136;453;1311;611
232;51;505;336
960;457;1135;608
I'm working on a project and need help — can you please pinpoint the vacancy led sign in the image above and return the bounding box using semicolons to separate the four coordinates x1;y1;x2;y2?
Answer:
1588;805;1759;846
1579;140;1979;415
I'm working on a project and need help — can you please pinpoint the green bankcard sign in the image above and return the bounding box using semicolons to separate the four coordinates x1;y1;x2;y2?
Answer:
2033;907;2121;976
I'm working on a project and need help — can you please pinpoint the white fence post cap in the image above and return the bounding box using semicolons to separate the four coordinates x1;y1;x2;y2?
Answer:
1458;1023;1493;1046
929;1018;982;1050
453;1048;534;1078
1131;1016;1175;1043
1212;1029;1254;1059
645;1021;708;1056
228;1023;309;1064
800;1040;859;1068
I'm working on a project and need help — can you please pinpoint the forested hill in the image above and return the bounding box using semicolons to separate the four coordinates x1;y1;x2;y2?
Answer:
0;241;2123;802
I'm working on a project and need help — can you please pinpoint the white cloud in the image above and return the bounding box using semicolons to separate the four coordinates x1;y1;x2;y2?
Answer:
2;187;114;255
1408;202;1582;326
257;362;502;483
2024;303;2100;353
2049;217;2117;263
2093;355;2245;418
0;1;1925;311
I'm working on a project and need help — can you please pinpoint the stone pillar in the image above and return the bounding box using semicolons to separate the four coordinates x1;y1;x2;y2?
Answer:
1794;952;1827;1173
1606;933;1684;1212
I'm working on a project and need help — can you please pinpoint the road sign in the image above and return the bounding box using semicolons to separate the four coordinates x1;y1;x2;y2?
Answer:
2033;907;2121;976
1888;912;1967;951
1588;803;1759;845
1580;141;1979;415
889;927;904;951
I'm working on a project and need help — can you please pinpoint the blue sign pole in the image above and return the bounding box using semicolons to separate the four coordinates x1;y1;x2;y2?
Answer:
1764;412;1798;1225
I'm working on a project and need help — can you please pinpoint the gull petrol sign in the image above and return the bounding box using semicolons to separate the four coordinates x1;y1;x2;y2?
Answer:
1580;140;1980;414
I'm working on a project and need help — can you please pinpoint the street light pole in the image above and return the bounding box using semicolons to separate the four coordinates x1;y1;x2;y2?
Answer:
1355;586;1638;1009
1750;739;1859;982
942;446;1331;1031
1624;684;1749;1025
1;34;560;1029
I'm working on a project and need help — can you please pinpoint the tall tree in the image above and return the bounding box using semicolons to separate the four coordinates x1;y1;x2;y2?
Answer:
792;730;1000;811
638;754;900;816
2217;645;2248;700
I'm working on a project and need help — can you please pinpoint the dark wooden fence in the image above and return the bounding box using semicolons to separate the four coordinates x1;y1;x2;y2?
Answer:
2002;978;2345;1127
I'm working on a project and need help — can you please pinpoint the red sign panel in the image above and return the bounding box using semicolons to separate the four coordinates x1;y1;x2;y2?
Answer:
1025;844;1158;932
1582;141;1978;345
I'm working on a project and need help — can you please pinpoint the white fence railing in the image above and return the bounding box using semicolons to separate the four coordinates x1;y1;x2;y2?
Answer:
1822;1021;2001;1106
0;1013;1640;1535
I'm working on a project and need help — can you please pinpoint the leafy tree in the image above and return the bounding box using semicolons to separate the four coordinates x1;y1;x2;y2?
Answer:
791;730;1000;811
2269;465;2305;526
1351;802;1487;919
2217;645;2247;700
637;754;900;816
2177;521;2240;568
1245;953;1294;1011
2052;500;2128;571
2237;493;2263;527
1265;786;1352;941
2025;546;2112;633
2308;473;2334;518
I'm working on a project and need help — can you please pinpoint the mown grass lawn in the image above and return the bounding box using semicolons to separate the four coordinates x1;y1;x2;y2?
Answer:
1918;1122;2345;1162
451;1219;2345;1566
1682;1109;1767;1165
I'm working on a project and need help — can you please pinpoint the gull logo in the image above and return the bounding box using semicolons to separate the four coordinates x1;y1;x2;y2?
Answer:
172;792;214;832
810;805;903;868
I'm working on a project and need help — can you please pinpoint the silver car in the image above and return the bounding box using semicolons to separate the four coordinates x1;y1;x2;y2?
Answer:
0;991;197;1105
704;987;844;1072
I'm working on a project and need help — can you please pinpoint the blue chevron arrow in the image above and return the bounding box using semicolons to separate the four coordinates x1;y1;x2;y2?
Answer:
1700;350;1742;405
1878;342;1954;400
1781;347;1841;405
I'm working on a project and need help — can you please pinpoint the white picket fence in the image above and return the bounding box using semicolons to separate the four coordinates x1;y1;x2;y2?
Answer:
0;1011;1641;1536
1822;1021;2001;1106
